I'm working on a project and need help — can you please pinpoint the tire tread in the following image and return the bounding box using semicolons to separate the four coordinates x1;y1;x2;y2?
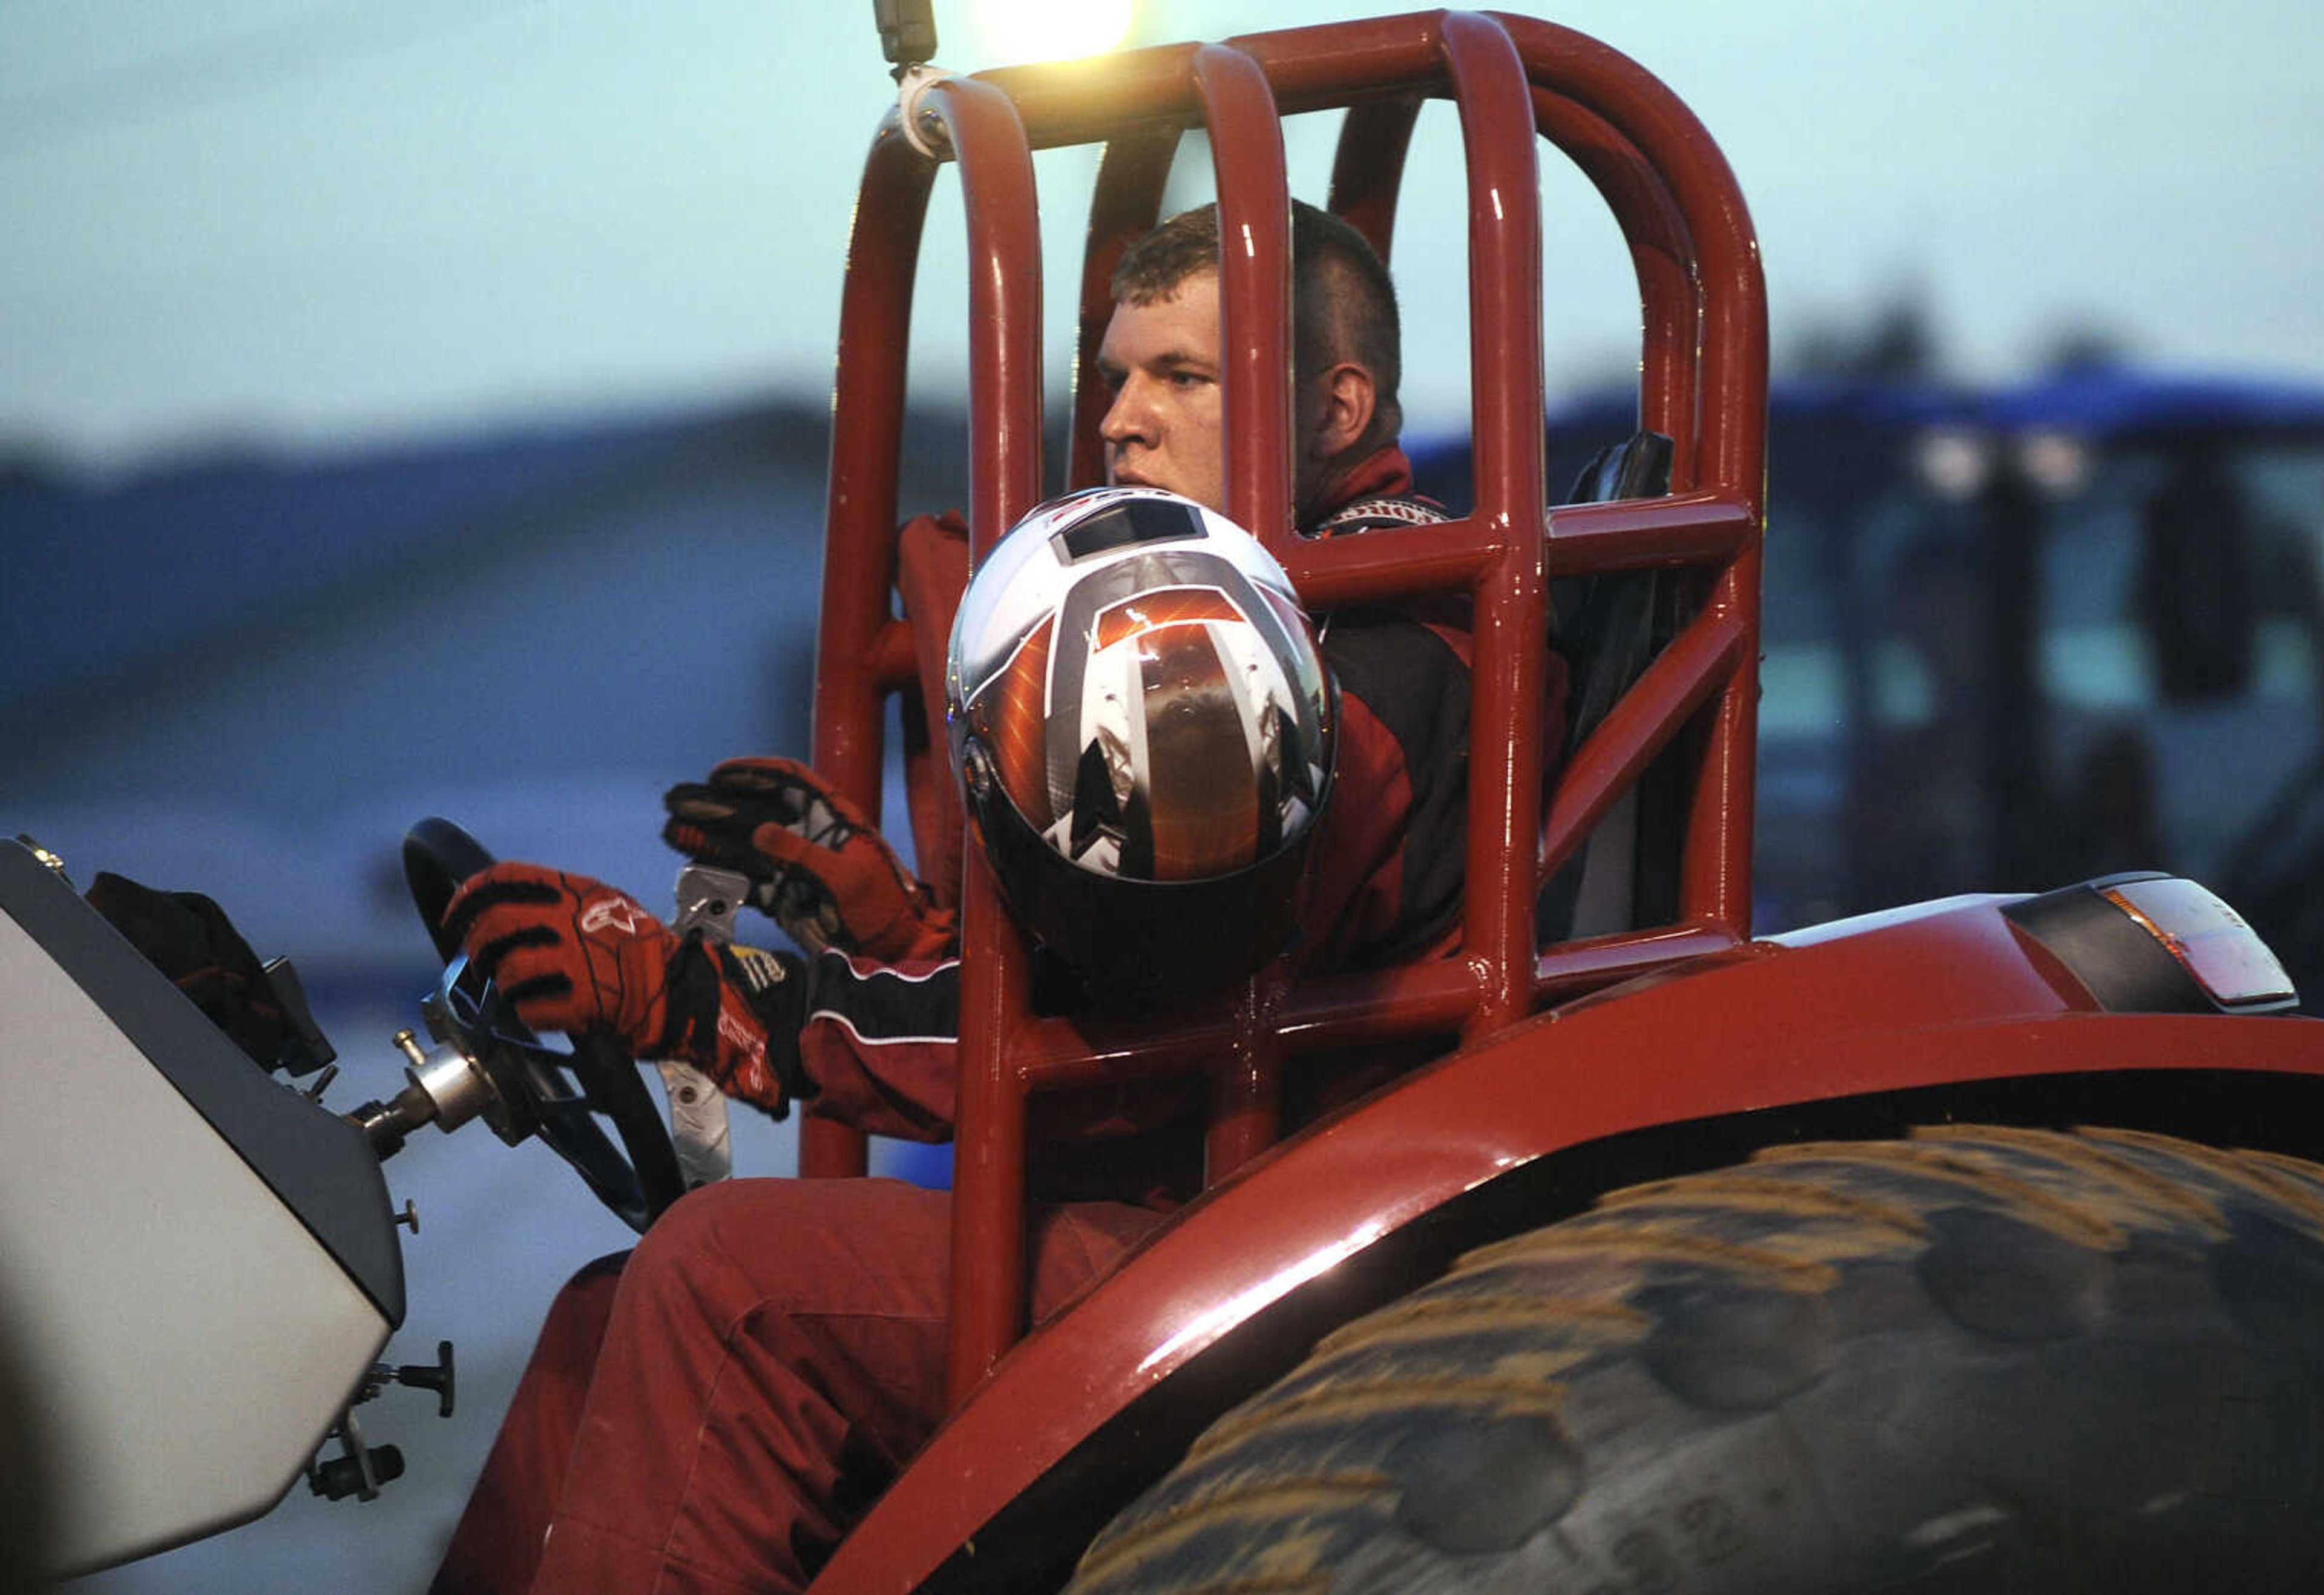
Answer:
1065;1126;2324;1595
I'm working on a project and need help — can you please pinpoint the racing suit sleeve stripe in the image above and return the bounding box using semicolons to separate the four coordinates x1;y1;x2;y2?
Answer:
795;949;961;1140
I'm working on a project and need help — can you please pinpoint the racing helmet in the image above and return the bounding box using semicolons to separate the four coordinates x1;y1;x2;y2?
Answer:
945;488;1335;998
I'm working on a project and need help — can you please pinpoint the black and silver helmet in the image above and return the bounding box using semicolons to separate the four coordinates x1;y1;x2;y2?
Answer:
945;488;1334;998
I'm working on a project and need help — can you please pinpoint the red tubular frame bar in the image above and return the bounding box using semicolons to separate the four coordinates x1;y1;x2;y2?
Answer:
804;10;1767;1404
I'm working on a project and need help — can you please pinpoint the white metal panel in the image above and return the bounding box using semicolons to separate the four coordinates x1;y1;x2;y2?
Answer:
0;911;391;1575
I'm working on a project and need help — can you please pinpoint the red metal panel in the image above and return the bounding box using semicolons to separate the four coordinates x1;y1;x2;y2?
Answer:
813;890;2324;1593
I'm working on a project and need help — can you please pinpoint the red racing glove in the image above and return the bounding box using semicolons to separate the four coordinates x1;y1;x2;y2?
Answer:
661;757;957;962
441;863;813;1116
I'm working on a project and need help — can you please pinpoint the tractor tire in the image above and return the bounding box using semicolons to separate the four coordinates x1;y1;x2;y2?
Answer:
1063;1126;2324;1595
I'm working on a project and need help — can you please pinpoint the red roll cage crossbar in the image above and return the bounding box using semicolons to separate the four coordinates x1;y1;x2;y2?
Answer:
803;8;1767;1404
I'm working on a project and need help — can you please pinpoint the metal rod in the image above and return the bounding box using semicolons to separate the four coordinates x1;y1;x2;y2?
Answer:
1443;10;1548;1039
806;121;936;1180
916;71;1049;1404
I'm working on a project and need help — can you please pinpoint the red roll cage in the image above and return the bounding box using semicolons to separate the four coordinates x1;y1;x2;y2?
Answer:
802;8;1767;1404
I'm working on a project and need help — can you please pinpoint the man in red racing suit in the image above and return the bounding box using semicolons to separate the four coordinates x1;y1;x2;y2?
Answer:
431;202;1566;1595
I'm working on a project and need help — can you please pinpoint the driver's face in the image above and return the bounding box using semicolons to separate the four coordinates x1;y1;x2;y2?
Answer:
1095;272;1226;515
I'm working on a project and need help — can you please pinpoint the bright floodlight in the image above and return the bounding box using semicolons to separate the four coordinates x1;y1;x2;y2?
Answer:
977;0;1134;62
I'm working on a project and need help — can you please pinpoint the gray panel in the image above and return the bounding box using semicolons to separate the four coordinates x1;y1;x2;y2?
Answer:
0;840;403;1323
0;909;393;1573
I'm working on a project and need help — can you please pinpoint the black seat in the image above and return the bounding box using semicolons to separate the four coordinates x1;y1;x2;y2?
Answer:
1539;430;1676;941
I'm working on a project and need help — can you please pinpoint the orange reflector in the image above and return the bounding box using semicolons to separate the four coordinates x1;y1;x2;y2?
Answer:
2098;878;2299;1014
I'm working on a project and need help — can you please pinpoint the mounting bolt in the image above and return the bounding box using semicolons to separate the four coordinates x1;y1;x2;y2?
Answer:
16;835;69;878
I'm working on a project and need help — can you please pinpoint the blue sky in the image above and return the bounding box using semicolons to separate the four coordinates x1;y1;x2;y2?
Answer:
5;0;2321;469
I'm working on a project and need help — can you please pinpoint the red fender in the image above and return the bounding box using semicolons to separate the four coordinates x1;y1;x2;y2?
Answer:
810;893;2324;1593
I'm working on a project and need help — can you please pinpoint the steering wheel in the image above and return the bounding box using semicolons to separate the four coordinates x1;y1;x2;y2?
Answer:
402;817;687;1233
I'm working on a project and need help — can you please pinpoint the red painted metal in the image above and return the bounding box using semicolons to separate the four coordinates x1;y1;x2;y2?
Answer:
813;889;2324;1593
1204;968;1288;1180
1068;128;1174;492
913;71;1054;1403
1527;83;1696;457
1541;604;1749;885
926;74;1048;559
1325;93;1422;263
804;122;933;1182
944;849;1031;1404
809;7;1779;1394
1193;43;1295;550
1186;42;1297;1188
1443;10;1549;1041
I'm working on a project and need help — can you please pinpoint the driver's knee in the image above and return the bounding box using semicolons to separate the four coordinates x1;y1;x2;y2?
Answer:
618;1176;955;1327
534;1249;629;1357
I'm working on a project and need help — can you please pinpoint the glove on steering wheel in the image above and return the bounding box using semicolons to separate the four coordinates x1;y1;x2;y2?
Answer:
442;863;812;1115
662;757;956;962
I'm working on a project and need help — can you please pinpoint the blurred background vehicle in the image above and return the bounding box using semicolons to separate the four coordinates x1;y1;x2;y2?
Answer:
1415;366;2324;1003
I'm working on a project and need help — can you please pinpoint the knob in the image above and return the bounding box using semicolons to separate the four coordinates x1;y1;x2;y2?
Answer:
394;1340;457;1419
309;1442;405;1502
